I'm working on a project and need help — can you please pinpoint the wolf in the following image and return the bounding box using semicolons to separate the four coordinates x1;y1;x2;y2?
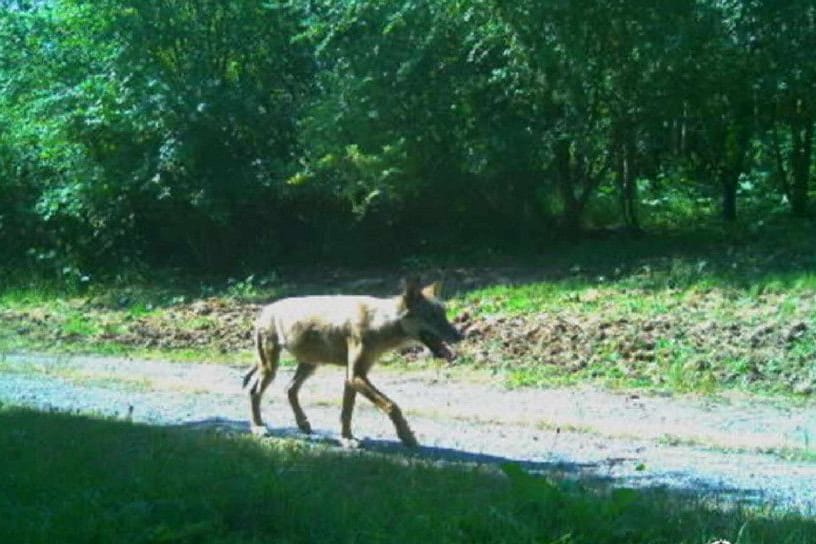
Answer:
242;278;463;447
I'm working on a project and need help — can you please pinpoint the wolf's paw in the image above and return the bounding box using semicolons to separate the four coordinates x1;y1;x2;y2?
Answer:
398;430;419;448
250;424;270;437
339;436;361;449
296;419;312;434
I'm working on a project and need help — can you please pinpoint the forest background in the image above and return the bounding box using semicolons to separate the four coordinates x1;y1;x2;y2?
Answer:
1;0;814;281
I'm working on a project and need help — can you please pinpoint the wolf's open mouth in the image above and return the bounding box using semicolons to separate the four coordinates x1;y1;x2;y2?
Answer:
419;331;455;361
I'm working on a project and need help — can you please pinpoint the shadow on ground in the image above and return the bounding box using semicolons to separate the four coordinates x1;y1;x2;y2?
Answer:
179;416;767;509
2;406;813;543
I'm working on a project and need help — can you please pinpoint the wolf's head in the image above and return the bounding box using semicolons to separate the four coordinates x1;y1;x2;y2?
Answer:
399;278;463;361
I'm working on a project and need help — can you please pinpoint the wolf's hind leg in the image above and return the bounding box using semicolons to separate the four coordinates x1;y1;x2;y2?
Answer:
286;362;317;434
248;330;281;435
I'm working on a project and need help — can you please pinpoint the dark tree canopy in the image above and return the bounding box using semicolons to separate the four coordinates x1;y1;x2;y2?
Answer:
1;0;814;275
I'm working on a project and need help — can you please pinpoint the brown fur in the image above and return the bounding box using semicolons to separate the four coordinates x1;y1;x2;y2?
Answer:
243;279;461;447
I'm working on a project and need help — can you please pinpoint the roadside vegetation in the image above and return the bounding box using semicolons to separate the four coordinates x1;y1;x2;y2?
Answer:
3;217;814;398
1;405;813;544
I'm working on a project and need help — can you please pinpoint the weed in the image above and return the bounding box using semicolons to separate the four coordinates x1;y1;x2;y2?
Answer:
61;313;101;337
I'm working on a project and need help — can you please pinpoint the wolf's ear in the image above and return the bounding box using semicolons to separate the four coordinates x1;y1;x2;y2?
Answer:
402;276;422;307
422;281;443;299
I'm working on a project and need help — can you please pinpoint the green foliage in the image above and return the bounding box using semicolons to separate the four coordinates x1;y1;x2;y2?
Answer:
1;1;815;275
1;0;313;272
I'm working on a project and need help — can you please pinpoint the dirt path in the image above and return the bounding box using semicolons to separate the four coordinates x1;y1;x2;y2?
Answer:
1;353;815;514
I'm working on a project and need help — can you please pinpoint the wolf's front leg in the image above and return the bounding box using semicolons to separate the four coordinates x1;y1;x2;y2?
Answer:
339;381;361;448
347;373;418;448
345;340;418;448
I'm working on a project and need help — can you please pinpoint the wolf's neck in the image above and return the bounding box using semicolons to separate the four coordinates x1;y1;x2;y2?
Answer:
362;297;408;346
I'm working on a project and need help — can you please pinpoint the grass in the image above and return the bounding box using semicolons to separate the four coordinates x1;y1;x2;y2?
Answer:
0;285;257;364
0;404;813;544
441;218;816;396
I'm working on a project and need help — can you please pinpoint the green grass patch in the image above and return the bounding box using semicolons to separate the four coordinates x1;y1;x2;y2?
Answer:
61;312;102;337
0;405;813;543
446;220;816;396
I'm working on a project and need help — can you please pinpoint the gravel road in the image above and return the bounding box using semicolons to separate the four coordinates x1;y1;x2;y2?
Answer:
2;353;815;515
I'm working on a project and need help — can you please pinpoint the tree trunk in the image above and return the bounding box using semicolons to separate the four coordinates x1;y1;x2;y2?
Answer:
555;139;583;234
719;120;748;223
721;170;738;222
790;117;813;217
771;121;791;200
616;136;640;230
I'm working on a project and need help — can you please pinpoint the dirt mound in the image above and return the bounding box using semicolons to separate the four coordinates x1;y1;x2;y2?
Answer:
3;298;259;357
104;299;261;354
448;301;814;392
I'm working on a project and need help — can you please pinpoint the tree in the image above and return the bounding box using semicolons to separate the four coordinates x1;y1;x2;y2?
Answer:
746;1;816;217
0;0;314;271
697;1;756;222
